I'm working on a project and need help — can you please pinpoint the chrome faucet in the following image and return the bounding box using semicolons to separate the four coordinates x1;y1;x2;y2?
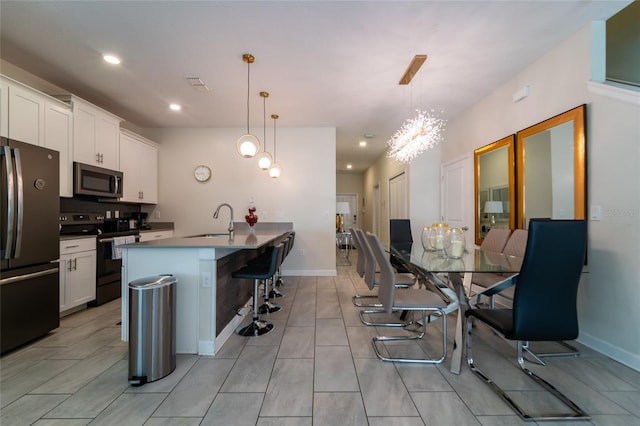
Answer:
213;203;234;238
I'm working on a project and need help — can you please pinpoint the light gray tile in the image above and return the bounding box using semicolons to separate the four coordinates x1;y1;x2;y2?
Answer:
313;392;367;426
33;420;92;426
143;418;202;426
221;345;278;392
246;318;286;346
90;393;166;426
32;346;126;394
47;326;121;360
367;417;425;426
590;414;640;426
44;359;129;419
475;415;529;425
154;357;235;417
411;391;481;426
0;359;77;408
0;346;64;381
600;391;640;417
278;326;315;358
200;392;263;426
314;346;359;391
315;318;348;346
260;358;314;417
288;294;316;327
0;394;68;426
549;356;639;391
395;363;452;392
213;332;248;359
316;288;342;318
256;417;312;426
355;358;418;416
346;326;377;359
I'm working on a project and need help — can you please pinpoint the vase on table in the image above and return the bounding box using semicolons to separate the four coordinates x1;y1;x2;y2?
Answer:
245;207;258;229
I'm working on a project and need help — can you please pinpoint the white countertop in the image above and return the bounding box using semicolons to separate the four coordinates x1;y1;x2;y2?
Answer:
122;230;287;249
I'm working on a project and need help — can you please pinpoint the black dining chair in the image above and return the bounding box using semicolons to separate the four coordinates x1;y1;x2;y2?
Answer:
389;219;413;274
465;219;589;421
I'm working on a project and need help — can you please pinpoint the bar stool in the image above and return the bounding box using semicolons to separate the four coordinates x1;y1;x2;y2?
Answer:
232;243;284;336
258;244;283;314
275;231;294;290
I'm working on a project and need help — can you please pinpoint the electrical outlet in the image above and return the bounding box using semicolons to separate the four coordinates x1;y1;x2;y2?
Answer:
201;272;212;288
155;211;161;219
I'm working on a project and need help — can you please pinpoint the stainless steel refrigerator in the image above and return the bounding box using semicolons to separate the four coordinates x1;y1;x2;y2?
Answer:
1;137;60;354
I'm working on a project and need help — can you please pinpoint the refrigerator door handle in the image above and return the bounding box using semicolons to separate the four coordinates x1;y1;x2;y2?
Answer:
0;267;59;286
13;147;24;258
2;146;15;260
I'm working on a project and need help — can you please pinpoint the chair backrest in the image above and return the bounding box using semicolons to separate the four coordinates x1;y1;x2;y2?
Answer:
481;228;511;253
355;228;377;290
511;219;587;341
503;229;528;257
390;219;413;244
365;232;396;314
349;227;365;278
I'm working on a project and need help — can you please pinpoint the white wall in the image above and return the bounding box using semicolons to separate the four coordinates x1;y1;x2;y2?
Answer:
143;126;337;276
432;24;640;369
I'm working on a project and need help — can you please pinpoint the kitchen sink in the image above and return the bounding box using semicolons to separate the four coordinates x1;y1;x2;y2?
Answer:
187;233;230;238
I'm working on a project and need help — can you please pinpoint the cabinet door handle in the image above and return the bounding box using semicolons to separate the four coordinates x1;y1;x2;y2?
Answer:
73;258;77;271
68;259;73;272
64;244;80;249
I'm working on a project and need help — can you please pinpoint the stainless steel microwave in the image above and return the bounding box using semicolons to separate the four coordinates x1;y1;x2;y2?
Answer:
73;162;123;198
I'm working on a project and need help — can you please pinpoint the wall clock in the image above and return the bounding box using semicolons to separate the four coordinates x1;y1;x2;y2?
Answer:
194;165;212;182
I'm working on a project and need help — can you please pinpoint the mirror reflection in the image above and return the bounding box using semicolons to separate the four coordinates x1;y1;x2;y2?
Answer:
516;105;586;229
474;135;515;245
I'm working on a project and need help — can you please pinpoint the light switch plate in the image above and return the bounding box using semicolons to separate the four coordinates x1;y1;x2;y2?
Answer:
590;205;602;221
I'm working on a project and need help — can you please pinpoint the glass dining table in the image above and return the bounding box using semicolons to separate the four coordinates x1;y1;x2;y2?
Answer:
387;242;523;374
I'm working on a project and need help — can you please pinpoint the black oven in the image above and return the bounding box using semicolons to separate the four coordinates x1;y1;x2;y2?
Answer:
95;229;139;305
60;213;139;306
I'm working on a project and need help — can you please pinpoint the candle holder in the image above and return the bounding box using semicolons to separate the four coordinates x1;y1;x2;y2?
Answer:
444;227;466;259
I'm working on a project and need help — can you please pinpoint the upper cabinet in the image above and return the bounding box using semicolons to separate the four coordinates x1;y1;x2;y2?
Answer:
60;95;122;170
119;129;158;204
0;75;73;197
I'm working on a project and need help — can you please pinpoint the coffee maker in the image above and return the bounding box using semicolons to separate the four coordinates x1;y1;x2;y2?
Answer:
130;212;149;230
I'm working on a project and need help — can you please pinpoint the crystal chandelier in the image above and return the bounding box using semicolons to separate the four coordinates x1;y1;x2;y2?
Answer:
386;109;446;163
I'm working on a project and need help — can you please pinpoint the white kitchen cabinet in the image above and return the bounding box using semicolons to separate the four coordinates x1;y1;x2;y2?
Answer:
6;79;45;145
59;238;96;312
44;101;73;197
1;75;74;197
1;77;9;138
60;95;121;170
119;129;158;204
139;229;174;242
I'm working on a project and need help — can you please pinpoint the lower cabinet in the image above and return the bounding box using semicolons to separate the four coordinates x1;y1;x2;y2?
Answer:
139;230;174;242
60;238;96;312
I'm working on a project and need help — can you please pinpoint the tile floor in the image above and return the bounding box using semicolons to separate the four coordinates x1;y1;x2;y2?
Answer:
1;252;640;425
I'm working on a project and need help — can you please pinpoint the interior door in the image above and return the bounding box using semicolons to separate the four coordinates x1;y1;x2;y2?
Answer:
441;155;472;230
389;171;408;219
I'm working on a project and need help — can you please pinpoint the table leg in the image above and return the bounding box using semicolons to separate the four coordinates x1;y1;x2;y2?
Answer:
448;271;471;374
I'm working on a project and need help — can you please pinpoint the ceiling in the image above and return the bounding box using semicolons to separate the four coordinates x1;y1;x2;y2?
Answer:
0;1;630;172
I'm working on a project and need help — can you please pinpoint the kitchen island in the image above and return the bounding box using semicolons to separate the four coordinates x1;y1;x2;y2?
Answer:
120;225;292;356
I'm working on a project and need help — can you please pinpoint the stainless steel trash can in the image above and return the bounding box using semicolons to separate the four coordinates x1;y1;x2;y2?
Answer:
128;274;176;386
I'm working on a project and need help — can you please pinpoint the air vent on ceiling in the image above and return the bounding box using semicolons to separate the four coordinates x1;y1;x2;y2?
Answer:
184;76;210;92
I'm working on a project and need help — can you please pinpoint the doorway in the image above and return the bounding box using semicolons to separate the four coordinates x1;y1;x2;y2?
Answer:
336;193;358;231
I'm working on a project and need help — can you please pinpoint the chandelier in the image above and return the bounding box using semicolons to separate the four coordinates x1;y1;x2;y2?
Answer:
386;109;446;163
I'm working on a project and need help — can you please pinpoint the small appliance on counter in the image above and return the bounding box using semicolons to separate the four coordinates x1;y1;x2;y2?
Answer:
130;212;149;230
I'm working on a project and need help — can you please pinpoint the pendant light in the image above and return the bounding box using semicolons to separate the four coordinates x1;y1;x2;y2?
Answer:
257;91;273;170
268;114;282;178
236;54;260;158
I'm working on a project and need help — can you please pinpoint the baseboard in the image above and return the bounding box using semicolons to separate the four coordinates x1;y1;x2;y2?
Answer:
577;330;640;372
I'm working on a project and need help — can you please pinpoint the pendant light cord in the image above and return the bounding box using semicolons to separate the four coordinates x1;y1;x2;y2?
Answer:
246;61;251;133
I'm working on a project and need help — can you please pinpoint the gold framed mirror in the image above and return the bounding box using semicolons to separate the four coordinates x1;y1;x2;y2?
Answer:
474;135;516;245
516;104;586;229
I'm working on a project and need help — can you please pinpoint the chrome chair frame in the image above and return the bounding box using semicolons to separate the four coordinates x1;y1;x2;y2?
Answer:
366;232;447;364
350;227;382;308
465;219;590;421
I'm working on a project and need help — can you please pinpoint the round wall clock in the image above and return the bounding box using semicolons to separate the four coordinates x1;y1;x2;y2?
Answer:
194;165;212;182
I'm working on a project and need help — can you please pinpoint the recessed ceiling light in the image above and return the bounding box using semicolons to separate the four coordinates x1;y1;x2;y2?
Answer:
346;164;353;169
169;103;182;111
103;54;121;65
359;141;367;147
